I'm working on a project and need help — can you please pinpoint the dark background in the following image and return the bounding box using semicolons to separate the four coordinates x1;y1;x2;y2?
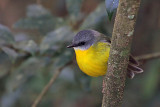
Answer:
0;0;160;107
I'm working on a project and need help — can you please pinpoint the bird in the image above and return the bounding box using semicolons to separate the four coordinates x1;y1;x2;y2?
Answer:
67;29;143;78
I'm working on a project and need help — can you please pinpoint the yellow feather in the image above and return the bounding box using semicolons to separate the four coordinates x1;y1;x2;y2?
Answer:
74;42;110;77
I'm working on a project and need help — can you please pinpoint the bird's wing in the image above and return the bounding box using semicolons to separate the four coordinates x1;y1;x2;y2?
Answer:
100;33;111;44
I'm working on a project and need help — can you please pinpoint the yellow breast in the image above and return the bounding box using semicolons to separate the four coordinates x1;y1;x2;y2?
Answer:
74;42;110;77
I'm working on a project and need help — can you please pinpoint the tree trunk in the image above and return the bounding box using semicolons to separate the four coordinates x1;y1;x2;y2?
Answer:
102;0;141;107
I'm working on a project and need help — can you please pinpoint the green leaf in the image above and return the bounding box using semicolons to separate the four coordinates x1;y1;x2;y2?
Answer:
0;24;15;45
53;49;73;69
26;4;52;18
1;46;19;61
74;65;91;92
13;17;55;34
105;0;119;20
66;0;83;16
0;53;12;77
13;40;38;55
14;33;31;42
40;26;74;53
6;57;45;91
142;60;160;99
107;11;114;21
13;4;57;34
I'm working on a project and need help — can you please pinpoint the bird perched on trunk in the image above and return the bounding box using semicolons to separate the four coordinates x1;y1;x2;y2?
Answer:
67;30;143;78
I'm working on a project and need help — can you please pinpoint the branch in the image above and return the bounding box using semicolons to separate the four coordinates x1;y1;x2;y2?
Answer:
31;61;72;107
102;0;141;107
135;52;160;61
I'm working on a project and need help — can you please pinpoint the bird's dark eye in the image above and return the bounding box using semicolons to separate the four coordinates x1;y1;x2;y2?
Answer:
78;41;85;46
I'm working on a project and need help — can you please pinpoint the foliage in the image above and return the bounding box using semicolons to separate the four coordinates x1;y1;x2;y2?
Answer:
0;1;107;107
105;0;119;20
0;0;160;107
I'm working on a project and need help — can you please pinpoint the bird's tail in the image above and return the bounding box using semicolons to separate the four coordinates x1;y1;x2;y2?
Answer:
127;55;143;79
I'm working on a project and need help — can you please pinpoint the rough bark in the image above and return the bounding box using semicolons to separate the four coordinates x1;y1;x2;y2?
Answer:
102;0;141;107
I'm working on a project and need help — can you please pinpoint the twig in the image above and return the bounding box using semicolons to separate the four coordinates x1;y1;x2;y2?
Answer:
135;52;160;61
31;61;72;107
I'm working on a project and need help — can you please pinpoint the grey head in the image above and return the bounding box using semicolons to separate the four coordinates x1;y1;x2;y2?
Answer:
67;30;102;50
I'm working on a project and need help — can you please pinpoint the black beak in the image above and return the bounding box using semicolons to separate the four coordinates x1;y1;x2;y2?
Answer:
67;44;75;48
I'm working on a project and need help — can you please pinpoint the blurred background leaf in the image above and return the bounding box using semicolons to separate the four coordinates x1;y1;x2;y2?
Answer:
66;0;83;16
40;26;74;53
142;60;160;99
13;4;63;34
0;24;15;45
1;46;19;61
105;0;119;20
0;0;160;107
13;40;38;55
